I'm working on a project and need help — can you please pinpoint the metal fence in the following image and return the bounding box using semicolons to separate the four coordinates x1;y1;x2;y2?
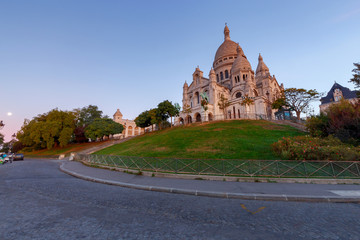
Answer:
75;154;360;178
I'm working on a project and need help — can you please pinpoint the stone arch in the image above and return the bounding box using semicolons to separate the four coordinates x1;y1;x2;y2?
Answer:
186;115;192;124
134;127;139;136
195;112;202;122
179;117;184;125
127;126;133;136
208;113;213;121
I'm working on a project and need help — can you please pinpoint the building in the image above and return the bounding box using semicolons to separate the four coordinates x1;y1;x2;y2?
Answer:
177;25;283;124
113;109;144;138
320;82;358;112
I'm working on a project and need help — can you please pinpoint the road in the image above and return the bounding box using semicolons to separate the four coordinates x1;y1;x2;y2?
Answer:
1;159;359;240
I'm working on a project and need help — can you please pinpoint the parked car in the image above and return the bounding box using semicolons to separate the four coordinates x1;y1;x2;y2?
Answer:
13;153;24;161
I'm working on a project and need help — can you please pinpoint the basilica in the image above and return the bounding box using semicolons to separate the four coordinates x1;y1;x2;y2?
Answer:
177;25;284;124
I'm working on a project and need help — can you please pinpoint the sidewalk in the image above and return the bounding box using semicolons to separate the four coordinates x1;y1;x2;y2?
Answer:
60;161;360;203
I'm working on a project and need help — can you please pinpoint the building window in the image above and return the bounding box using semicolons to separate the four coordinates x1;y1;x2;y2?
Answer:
243;74;245;80
220;72;224;80
216;74;219;82
225;70;229;79
236;92;242;98
195;92;200;104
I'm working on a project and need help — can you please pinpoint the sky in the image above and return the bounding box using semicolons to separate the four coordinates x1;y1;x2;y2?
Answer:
1;0;360;142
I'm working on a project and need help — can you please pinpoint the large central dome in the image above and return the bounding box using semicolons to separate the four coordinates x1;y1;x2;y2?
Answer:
214;40;238;62
213;25;238;65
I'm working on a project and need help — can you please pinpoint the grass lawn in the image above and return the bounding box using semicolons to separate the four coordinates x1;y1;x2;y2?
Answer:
94;120;306;160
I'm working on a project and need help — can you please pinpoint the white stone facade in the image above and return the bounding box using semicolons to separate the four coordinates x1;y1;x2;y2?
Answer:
177;25;283;124
113;109;144;138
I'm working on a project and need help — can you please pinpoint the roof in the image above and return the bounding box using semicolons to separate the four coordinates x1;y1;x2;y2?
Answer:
113;109;123;117
320;82;358;104
255;54;269;74
214;25;238;63
231;45;252;73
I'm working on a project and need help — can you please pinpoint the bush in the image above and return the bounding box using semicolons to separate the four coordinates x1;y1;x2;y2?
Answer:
305;100;360;145
305;114;329;137
327;100;360;145
272;135;360;160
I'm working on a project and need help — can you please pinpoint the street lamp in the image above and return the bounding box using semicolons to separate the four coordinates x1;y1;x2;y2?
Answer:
0;120;4;130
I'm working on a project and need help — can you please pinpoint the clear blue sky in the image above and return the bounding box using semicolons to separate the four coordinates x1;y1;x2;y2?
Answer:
1;0;360;141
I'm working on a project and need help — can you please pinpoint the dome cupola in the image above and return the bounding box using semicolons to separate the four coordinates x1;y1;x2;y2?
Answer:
231;44;252;74
213;24;238;66
255;53;269;75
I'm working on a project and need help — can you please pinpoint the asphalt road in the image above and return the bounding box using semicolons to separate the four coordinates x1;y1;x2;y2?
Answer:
1;159;360;240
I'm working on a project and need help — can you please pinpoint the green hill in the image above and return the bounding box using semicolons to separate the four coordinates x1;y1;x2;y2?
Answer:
94;120;305;160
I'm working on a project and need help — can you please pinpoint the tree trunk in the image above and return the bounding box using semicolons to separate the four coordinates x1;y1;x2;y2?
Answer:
296;111;301;121
170;116;172;128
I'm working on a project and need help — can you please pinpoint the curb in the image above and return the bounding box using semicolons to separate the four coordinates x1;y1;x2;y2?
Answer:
59;163;360;203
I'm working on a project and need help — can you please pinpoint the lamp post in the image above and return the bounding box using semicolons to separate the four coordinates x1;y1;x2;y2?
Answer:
0;120;4;130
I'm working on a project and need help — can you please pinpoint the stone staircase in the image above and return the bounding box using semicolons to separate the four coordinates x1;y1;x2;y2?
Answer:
270;120;307;132
78;137;135;155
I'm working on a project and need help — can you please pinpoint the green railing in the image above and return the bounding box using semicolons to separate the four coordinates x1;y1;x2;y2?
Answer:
75;154;360;178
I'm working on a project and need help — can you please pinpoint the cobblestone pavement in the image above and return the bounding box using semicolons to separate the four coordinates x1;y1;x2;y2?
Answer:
1;159;360;240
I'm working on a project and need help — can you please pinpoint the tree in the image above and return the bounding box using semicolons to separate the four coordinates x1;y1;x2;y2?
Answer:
218;93;230;119
135;110;152;129
349;62;360;97
240;95;255;118
16;109;76;149
148;108;159;131
157;100;176;129
85;118;124;141
200;92;209;121
182;103;192;123
173;103;181;124
73;105;103;142
0;133;4;146
284;88;322;120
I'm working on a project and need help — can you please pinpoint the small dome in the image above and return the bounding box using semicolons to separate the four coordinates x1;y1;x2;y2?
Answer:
256;54;269;74
231;44;252;73
113;109;123;117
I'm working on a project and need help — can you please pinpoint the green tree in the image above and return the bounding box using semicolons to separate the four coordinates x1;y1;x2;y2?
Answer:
16;109;76;149
148;108;159;131
0;133;4;146
218;93;230;119
85;118;124;141
284;88;322;120
349;62;360;97
157;100;179;127
135;110;152;128
73;105;103;142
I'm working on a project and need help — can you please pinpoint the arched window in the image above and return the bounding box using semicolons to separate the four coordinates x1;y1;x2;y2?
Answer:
243;74;246;80
236;92;242;98
195;92;199;104
225;70;229;79
216;74;219;82
220;72;224;80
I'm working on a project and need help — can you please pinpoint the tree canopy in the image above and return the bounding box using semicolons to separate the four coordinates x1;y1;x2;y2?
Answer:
349;62;360;97
135;110;152;128
283;88;321;120
218;93;230;119
17;109;76;149
74;105;103;127
85;118;124;141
